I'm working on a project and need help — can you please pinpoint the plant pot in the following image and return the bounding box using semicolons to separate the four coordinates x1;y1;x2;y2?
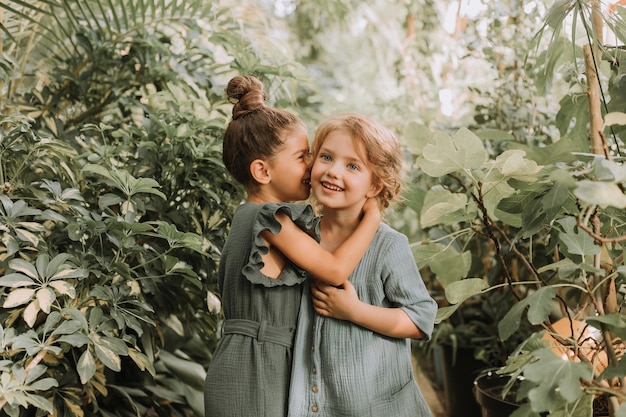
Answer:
473;371;520;417
440;343;485;417
474;371;611;417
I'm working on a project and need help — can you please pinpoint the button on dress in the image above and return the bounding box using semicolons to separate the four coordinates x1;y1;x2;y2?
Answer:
288;223;438;417
204;202;318;417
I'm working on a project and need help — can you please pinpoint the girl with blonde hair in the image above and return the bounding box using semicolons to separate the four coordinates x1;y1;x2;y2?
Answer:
288;113;437;417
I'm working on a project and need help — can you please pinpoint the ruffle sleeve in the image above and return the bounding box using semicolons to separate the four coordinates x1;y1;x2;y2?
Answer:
243;202;319;287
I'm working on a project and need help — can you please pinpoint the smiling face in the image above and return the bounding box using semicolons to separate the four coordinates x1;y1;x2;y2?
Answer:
311;129;381;212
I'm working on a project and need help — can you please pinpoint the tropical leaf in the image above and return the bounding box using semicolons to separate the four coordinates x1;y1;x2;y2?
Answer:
419;128;489;177
524;349;592;409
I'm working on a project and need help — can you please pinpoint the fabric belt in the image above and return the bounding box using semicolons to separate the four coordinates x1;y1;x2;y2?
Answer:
223;319;295;348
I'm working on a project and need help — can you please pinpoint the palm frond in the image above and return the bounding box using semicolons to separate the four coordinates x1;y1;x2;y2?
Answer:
2;0;214;64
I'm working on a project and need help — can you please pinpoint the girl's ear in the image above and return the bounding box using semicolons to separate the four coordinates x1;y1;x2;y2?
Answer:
366;180;384;198
250;159;271;184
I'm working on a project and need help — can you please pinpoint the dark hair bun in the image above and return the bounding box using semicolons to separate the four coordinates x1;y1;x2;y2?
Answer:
226;76;267;120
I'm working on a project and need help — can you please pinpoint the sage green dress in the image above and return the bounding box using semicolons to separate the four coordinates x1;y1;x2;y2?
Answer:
287;223;438;417
204;202;317;417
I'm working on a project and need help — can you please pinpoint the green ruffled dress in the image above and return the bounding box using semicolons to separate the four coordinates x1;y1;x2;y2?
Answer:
204;202;317;417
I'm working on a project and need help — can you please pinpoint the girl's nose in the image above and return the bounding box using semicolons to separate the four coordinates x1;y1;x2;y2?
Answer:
325;162;340;178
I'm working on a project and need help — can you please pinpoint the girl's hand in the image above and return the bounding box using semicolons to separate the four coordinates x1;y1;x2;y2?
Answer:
311;280;360;321
362;197;381;222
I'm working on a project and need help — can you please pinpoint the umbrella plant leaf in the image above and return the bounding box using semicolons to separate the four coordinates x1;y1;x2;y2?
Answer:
77;349;96;384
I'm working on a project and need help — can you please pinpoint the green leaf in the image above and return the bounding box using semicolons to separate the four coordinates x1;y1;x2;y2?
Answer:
77;349;96;384
3;288;35;308
420;189;473;227
419;128;488;177
488;150;541;180
412;242;448;269
444;278;488;304
83;164;166;199
524;349;592;407
430;248;472;287
16;221;47;232
43;312;62;336
0;197;42;218
435;303;463;323
574;181;626;208
0;273;35;288
495;193;524;228
24;301;40;328
14;228;40;246
481;150;542;219
29;377;58;391
81;163;110;178
99;193;123;209
57;334;90;347
128;348;156;377
585;314;626;339
556;217;601;256
522;137;580;166
144;221;205;253
542;394;592;417
3;234;20;256
526;289;557;325
402;122;433;156
556;94;591;147
45;253;70;279
499;287;556;341
24;393;54;413
8;259;38;280
604;112;626;127
52;319;85;335
36;287;56;314
94;343;121;372
98;336;129;356
593;158;626;182
11;331;42;355
129;177;167;199
541;182;569;224
49;281;76;298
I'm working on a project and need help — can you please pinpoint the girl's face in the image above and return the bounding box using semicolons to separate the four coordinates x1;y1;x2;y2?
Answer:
311;129;380;211
265;124;312;202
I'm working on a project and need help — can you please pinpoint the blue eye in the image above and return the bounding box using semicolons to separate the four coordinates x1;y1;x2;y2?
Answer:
321;154;331;161
348;163;358;170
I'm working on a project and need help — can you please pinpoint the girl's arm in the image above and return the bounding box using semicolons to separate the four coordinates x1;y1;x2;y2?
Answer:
310;280;425;339
261;199;380;286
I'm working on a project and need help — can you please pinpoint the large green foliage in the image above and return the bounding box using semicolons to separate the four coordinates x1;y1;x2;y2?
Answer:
403;1;626;414
0;0;309;416
2;0;626;416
